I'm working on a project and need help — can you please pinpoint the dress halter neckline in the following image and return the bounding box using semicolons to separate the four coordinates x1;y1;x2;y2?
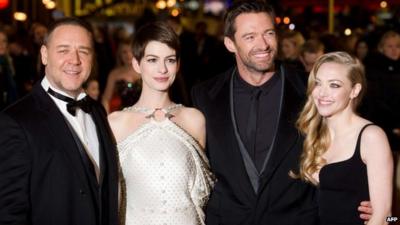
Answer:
125;104;183;119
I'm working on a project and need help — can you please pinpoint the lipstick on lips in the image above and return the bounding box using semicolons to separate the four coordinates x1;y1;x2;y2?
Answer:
154;77;169;82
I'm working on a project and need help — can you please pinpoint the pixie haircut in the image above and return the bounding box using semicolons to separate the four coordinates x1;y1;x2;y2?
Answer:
44;17;94;47
131;21;180;62
224;0;276;40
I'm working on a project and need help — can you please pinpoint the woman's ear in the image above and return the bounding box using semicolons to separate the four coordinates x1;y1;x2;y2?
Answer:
350;83;362;99
132;57;141;74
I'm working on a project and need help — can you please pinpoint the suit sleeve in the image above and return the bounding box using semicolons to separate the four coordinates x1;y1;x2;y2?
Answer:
0;112;31;225
191;85;200;108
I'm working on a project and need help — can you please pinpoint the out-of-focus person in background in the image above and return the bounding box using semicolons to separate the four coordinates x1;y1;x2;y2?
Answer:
102;39;141;113
300;38;325;74
28;23;48;82
83;77;100;101
363;30;400;152
280;30;305;71
0;29;18;110
354;38;369;62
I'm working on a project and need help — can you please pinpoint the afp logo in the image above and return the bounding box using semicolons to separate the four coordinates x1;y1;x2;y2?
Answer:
386;216;398;223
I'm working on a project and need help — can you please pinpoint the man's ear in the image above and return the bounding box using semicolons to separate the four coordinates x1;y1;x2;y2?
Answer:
132;57;141;74
224;37;236;53
40;45;48;65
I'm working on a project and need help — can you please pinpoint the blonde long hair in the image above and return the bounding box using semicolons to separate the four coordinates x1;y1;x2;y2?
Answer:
295;51;366;184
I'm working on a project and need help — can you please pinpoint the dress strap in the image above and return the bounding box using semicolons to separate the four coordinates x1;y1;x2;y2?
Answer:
354;123;374;158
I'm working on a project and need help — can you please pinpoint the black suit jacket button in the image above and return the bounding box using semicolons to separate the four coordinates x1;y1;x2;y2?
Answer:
79;189;86;196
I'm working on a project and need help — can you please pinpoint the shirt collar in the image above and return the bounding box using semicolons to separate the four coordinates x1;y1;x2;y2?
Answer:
41;76;87;101
234;68;280;95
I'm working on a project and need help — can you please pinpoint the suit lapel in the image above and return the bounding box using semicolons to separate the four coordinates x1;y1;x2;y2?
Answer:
209;69;257;201
32;84;99;204
89;101;117;187
258;69;303;193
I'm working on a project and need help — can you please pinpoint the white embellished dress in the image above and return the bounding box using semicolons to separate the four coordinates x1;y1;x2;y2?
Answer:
118;104;214;225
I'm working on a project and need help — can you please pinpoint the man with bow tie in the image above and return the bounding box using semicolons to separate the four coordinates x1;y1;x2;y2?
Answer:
0;17;119;225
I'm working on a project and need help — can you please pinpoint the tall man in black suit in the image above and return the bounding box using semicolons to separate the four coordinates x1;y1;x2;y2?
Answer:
0;18;119;225
192;2;317;224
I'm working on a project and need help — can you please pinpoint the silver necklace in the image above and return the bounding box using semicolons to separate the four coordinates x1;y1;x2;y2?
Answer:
126;103;182;119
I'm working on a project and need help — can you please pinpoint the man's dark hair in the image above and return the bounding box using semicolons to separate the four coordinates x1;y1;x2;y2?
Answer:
131;21;180;62
224;0;276;40
44;17;94;47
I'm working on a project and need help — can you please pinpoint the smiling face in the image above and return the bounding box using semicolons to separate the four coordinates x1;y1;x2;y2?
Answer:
224;12;277;75
41;24;93;97
311;62;361;118
132;41;178;93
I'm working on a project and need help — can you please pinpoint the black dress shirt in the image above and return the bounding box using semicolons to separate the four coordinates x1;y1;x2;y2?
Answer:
234;70;281;171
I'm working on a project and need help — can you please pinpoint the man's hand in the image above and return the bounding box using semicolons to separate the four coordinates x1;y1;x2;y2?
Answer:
358;201;373;221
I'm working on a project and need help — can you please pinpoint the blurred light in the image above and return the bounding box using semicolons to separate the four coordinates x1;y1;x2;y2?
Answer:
171;8;180;17
380;1;388;8
283;16;290;25
42;0;50;4
166;0;176;8
289;23;295;30
0;0;9;10
275;17;281;24
204;1;224;15
344;28;352;36
45;1;56;9
187;0;199;10
105;8;114;16
156;0;167;9
14;12;27;21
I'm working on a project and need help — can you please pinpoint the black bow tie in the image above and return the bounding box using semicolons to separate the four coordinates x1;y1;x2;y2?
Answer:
47;88;92;116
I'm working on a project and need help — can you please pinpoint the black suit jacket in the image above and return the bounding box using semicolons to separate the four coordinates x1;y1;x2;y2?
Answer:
0;83;119;225
192;65;318;225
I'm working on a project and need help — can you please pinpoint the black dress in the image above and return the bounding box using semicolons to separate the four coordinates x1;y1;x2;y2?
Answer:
318;124;372;225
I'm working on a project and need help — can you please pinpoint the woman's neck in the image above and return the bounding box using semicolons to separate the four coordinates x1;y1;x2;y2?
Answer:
326;111;358;139
135;90;173;109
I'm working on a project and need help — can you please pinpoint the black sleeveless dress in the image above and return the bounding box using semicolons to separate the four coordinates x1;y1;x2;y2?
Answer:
318;124;372;225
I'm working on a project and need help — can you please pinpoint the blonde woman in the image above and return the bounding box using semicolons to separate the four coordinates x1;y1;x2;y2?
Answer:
296;52;393;225
102;39;141;113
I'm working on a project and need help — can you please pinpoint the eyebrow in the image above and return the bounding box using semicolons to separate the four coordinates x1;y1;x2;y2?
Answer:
241;28;275;38
55;45;92;51
145;54;176;58
327;79;344;83
315;78;344;83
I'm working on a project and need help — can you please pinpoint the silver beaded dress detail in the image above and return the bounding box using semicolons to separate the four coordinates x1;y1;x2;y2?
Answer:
118;104;214;225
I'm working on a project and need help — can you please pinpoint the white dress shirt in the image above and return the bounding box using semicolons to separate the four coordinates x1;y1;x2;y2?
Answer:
41;77;100;172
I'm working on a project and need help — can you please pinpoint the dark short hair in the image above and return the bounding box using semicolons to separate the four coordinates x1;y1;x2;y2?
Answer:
131;21;180;62
44;17;94;47
224;0;276;40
